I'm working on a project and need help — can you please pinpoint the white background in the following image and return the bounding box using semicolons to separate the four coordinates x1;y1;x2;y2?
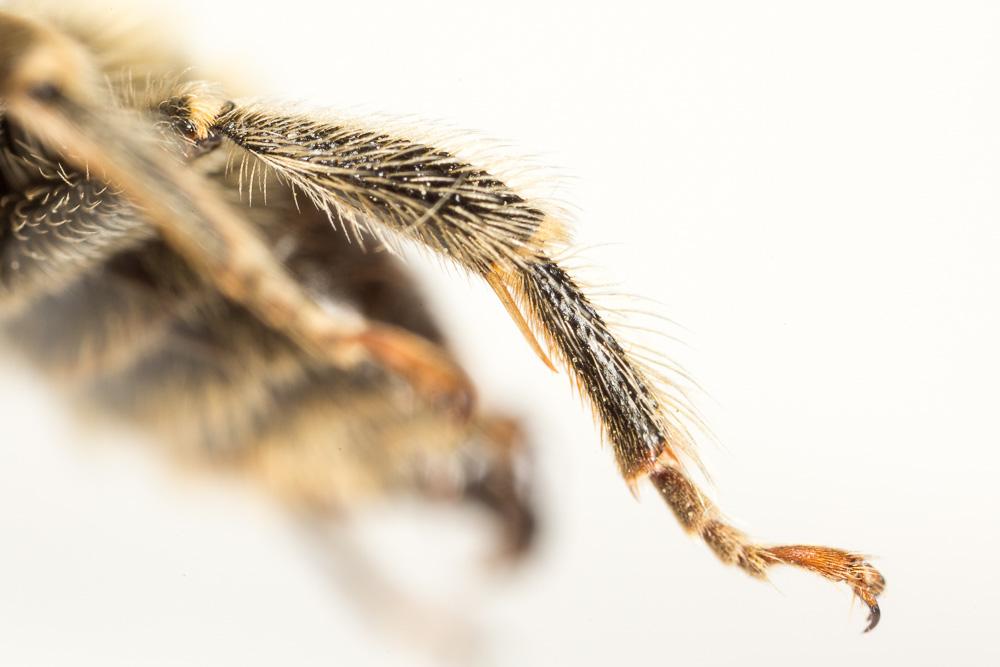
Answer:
1;1;998;665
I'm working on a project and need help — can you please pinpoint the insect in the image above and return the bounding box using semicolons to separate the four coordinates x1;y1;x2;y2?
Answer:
0;2;884;633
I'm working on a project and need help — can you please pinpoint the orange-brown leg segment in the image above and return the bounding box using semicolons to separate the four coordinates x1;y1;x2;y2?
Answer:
650;463;885;632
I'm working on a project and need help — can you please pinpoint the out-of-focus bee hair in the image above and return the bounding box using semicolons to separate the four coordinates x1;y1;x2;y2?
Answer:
0;0;884;635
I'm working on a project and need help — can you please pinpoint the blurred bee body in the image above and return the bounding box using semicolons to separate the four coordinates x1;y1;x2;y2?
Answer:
0;8;531;549
0;3;883;631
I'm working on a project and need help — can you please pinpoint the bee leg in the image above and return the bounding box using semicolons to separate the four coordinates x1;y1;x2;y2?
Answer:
650;463;886;632
448;415;537;559
297;514;483;664
4;96;472;416
241;360;533;558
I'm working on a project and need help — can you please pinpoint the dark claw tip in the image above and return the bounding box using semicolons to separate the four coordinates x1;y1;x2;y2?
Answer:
863;602;881;633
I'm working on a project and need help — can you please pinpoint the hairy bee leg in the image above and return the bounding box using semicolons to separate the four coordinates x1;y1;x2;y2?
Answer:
650;464;886;632
216;107;677;476
0;14;470;410
218;104;885;629
3;107;469;412
212;104;692;477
